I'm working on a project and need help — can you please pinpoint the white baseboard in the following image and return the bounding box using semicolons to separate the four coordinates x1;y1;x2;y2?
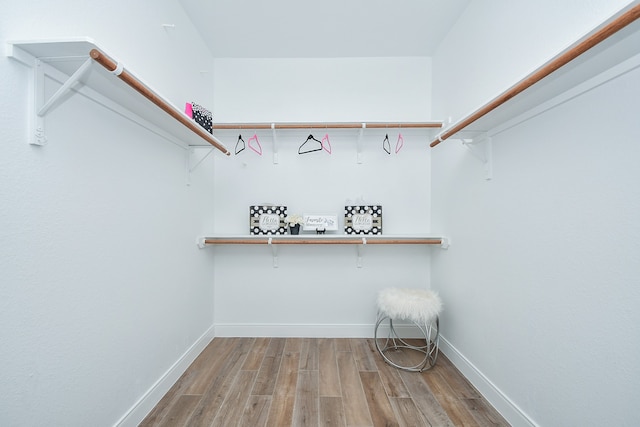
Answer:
438;336;538;427
214;323;374;337
113;325;216;427
213;322;428;338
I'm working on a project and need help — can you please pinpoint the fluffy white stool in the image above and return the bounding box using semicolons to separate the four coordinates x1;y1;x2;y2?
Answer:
374;287;442;372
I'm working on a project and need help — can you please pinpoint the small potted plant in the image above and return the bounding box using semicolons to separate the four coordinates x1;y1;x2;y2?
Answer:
285;214;303;235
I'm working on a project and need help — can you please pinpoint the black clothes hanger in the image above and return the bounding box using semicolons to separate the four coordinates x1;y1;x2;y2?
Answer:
383;133;391;154
298;134;323;154
235;134;246;155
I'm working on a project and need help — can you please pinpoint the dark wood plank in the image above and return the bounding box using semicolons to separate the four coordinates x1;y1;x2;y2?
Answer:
422;370;479;426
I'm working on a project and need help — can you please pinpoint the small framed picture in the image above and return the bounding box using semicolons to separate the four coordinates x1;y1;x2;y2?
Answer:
249;205;288;235
302;215;339;232
344;205;382;235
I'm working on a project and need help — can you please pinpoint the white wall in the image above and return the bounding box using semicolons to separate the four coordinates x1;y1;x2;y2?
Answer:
209;57;437;336
0;1;218;425
432;1;640;426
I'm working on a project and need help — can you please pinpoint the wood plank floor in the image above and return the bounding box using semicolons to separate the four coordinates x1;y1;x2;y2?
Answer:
140;338;510;427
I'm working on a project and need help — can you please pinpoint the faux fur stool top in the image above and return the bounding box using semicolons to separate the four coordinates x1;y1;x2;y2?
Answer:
377;287;442;325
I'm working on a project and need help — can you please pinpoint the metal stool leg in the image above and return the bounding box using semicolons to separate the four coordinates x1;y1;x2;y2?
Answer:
374;311;440;372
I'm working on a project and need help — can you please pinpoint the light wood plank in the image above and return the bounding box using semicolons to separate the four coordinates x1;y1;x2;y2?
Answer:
319;396;347;427
360;371;399;427
373;352;411;398
184;337;243;395
335;338;352;352
253;338;286;396
319;338;342;397
422;370;479;426
351;338;379;371
389;397;428;427
398;369;455;427
273;350;300;396
300;338;319;370
266;394;296;427
462;398;511;427
211;370;258;426
337;351;373;427
156;394;201;427
292;370;319;427
242;337;271;370
185;338;254;427
240;395;272;427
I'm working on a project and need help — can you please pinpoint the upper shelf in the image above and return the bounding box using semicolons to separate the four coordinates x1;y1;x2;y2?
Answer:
7;38;231;154
430;2;640;147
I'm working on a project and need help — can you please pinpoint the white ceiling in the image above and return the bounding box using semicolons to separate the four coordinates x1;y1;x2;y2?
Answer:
179;0;470;58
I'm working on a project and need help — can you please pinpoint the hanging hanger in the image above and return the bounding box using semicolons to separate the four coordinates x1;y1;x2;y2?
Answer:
298;134;323;154
235;134;246;155
383;133;391;154
395;132;404;154
321;133;332;154
248;133;263;155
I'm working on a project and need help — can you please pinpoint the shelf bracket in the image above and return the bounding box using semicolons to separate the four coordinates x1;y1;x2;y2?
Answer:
32;57;93;145
357;123;366;164
186;146;215;185
356;237;367;268
462;135;493;180
271;123;279;164
268;237;279;268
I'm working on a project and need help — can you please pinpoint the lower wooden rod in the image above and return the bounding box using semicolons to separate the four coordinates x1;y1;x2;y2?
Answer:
89;48;231;155
203;238;443;245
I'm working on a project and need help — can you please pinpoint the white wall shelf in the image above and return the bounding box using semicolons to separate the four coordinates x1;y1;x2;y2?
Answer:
198;234;449;268
430;3;640;147
7;38;231;154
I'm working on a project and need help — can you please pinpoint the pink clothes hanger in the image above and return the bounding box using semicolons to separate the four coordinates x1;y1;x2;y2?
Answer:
321;133;332;154
247;133;263;155
395;132;404;154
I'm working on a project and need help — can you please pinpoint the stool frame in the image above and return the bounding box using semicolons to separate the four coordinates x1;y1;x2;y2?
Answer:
374;312;440;372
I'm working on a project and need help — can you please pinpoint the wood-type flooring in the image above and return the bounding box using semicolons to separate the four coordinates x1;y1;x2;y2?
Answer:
141;337;510;426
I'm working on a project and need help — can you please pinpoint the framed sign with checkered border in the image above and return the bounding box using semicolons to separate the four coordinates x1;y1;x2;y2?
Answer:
344;205;382;235
249;205;288;235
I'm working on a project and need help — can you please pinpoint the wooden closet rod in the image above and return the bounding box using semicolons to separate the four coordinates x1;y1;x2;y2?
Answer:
430;3;640;148
203;238;443;245
211;122;442;130
89;48;231;155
